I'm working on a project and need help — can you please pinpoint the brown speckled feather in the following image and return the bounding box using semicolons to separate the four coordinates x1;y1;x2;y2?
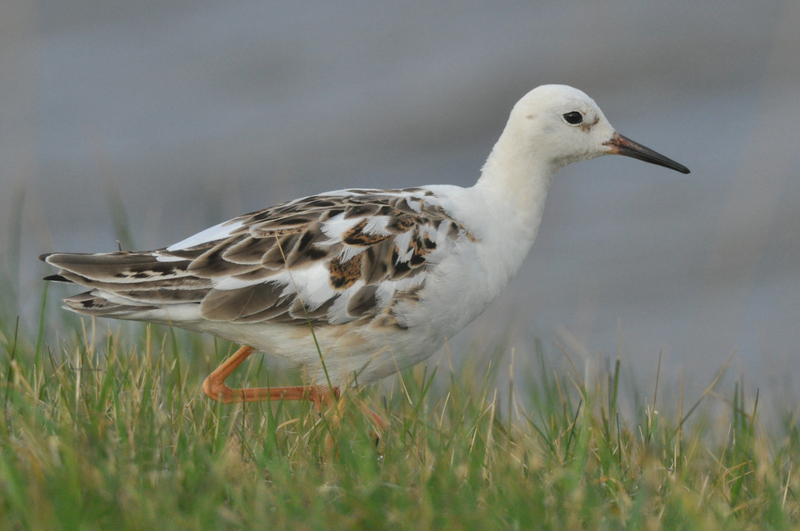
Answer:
41;188;474;329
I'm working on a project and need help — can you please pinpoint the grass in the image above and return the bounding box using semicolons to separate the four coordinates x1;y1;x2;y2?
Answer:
1;307;799;530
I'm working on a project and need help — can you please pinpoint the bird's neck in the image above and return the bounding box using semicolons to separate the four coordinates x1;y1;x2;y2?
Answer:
473;126;556;242
466;128;557;289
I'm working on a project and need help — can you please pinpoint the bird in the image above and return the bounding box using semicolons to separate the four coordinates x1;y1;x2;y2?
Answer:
41;84;689;412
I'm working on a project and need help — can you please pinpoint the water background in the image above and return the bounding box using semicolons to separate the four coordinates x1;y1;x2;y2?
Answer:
2;1;799;408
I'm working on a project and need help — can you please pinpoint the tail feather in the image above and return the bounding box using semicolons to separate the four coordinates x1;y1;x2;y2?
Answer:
43;274;71;283
63;292;158;316
41;250;198;284
40;250;210;318
55;270;212;292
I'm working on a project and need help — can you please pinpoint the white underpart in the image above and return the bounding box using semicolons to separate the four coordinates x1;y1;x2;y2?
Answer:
391;272;426;293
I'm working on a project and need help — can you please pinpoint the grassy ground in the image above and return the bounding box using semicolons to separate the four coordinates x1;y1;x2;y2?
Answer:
1;305;800;530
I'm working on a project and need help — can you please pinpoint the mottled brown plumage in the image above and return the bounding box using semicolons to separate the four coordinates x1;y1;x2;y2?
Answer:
329;254;363;290
41;189;474;329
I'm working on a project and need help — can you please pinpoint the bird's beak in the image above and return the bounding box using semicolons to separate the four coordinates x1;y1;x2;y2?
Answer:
604;132;690;174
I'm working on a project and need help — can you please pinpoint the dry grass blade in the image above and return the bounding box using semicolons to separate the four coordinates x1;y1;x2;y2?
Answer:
679;348;736;428
1;306;797;529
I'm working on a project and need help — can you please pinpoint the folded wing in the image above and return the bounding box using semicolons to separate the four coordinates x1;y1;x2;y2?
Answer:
42;188;473;329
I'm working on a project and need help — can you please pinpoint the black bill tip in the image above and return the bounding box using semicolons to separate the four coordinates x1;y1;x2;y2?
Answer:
605;132;690;174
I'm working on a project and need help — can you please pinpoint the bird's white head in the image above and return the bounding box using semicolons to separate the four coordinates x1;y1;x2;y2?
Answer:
495;84;690;175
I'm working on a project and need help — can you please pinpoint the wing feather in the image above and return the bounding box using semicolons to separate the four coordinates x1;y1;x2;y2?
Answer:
41;188;474;328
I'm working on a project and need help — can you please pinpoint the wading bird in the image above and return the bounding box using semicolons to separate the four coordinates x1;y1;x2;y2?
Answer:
41;85;689;423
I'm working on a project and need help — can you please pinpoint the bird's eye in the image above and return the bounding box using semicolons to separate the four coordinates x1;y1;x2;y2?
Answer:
563;111;583;125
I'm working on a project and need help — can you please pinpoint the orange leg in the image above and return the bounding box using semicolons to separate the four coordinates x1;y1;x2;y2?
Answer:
202;344;339;408
361;404;388;432
202;344;387;433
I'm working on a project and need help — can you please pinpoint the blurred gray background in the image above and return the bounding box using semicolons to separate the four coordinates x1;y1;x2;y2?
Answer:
2;1;799;405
